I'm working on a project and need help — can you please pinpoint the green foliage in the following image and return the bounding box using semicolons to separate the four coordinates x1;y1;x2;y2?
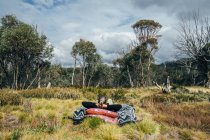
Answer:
111;89;126;101
122;124;144;139
71;39;101;87
82;87;101;94
95;124;121;140
87;117;104;129
172;84;190;93
19;88;81;100
30;111;59;133
82;87;111;101
179;130;193;140
0;112;3;120
132;19;162;29
0;91;22;106
18;112;29;123
10;130;21;140
145;90;210;104
136;119;160;134
0;14;53;89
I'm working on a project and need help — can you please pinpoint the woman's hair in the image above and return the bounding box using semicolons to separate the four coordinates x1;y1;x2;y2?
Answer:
97;94;107;104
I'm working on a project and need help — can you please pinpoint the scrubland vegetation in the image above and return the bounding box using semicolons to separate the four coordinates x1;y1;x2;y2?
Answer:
1;7;210;140
0;86;210;140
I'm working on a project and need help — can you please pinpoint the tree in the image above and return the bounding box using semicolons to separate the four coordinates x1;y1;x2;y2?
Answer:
175;11;210;85
114;20;162;87
0;15;53;89
70;46;77;86
71;39;100;87
86;53;102;87
132;19;162;86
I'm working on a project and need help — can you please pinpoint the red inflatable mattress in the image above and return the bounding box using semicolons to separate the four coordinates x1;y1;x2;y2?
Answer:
85;108;119;124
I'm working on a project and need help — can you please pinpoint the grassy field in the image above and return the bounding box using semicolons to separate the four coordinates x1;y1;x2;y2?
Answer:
0;87;210;140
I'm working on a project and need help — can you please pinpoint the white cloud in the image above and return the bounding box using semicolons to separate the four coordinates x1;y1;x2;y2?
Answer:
0;0;209;66
33;0;54;8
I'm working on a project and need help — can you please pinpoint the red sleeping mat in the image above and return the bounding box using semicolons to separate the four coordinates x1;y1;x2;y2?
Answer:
86;108;118;118
86;114;118;124
85;108;119;124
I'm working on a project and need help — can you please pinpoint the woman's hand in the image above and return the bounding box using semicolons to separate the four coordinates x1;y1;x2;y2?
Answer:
96;103;102;108
96;103;107;109
102;104;107;108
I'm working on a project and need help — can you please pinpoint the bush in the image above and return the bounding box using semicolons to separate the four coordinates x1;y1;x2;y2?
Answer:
144;91;210;104
171;84;190;94
19;88;81;100
136;119;160;134
10;130;21;140
95;124;122;140
122;124;144;139
179;130;193;140
87;117;104;129
30;111;60;133
111;89;126;101
18;112;29;123
0;91;23;106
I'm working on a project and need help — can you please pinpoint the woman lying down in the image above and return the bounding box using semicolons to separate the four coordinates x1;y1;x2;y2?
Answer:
82;94;122;112
73;94;137;125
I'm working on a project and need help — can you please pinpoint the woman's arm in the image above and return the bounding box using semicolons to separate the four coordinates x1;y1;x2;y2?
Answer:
82;101;98;108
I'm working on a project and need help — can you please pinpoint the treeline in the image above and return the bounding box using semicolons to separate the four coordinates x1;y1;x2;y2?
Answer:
0;12;210;89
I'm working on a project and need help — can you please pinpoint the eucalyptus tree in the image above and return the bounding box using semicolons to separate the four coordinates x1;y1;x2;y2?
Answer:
71;39;101;87
0;15;53;89
132;19;162;85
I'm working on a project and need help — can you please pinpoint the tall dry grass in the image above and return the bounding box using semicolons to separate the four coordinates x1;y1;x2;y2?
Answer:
0;86;210;139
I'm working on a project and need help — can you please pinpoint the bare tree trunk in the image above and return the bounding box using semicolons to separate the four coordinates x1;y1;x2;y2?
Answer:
166;76;171;92
22;74;29;89
139;57;145;87
147;56;152;86
15;65;19;90
27;66;39;89
186;61;192;74
82;69;85;88
37;67;41;88
87;74;93;87
12;69;15;89
71;57;77;86
126;65;134;88
82;56;86;88
46;82;51;89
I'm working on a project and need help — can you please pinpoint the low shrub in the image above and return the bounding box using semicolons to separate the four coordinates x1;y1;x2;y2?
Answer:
144;91;210;104
19;88;81;100
95;124;122;140
87;117;104;129
30;111;60;133
172;84;190;94
18;112;29;123
179;130;193;140
145;102;210;132
10;130;21;140
81;87;101;94
136;119;160;134
122;124;144;139
111;89;126;101
0;91;23;106
82;92;97;101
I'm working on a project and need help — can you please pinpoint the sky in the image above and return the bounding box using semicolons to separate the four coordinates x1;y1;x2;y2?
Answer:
0;0;209;67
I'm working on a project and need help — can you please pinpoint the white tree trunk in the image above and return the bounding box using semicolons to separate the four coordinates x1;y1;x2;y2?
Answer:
127;65;134;88
71;57;76;86
37;68;41;88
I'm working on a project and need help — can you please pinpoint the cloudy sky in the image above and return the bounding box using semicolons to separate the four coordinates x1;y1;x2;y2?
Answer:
0;0;209;67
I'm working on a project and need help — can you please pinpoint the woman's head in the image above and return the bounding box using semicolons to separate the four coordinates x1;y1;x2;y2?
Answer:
98;94;107;104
